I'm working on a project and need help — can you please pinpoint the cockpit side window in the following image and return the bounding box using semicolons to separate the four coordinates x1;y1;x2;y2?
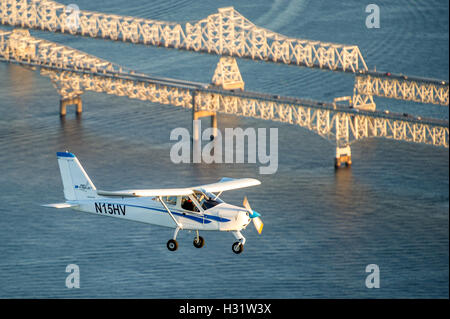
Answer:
161;196;177;206
181;196;199;212
201;198;222;210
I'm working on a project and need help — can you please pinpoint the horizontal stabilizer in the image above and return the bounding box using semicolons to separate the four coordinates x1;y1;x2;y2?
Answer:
41;203;76;208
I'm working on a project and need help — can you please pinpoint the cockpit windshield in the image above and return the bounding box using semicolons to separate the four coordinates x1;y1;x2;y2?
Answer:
194;190;223;211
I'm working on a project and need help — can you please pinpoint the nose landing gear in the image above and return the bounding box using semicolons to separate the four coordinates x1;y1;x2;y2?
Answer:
232;241;244;254
231;231;246;254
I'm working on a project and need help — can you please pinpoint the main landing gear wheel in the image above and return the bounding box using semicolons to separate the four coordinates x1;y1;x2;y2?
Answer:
167;239;178;251
232;242;244;254
193;236;205;248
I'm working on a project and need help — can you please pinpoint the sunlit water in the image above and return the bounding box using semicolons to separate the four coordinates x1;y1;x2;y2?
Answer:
0;0;448;298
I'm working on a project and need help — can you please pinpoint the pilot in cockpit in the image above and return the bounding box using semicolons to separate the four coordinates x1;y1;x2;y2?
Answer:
196;191;223;210
181;197;195;211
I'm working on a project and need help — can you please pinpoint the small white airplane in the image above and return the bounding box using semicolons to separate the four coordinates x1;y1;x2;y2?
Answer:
43;152;263;254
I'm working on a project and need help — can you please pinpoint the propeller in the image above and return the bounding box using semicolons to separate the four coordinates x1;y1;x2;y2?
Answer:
243;196;263;234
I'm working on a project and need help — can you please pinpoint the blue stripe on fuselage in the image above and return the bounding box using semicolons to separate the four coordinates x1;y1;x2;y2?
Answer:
105;203;230;224
126;204;209;223
202;214;230;223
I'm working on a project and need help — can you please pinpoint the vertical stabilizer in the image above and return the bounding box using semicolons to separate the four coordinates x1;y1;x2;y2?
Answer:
56;152;97;200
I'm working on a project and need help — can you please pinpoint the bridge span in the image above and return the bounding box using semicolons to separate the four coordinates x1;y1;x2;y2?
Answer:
0;0;367;73
0;29;448;168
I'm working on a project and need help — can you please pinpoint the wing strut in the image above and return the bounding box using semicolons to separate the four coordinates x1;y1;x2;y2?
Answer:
213;191;223;200
158;196;183;228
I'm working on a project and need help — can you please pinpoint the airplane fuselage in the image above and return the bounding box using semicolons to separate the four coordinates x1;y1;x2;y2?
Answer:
67;196;251;232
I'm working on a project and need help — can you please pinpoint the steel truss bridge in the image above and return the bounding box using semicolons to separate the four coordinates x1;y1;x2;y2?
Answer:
1;0;448;108
0;1;448;167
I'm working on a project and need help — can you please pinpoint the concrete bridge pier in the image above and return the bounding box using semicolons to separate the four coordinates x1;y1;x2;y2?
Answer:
191;110;218;163
335;145;352;168
60;97;82;116
191;90;218;144
191;90;218;162
192;110;218;141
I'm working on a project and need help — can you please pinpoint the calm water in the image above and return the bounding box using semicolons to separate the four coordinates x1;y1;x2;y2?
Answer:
0;0;448;298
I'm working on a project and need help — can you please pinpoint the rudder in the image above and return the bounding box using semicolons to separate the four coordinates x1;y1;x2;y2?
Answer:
56;152;97;200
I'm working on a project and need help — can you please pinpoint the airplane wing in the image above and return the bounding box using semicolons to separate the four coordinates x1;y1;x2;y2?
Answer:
194;177;261;193
97;188;193;197
97;178;259;197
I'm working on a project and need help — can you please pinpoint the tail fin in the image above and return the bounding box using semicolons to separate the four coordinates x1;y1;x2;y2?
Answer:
56;152;97;200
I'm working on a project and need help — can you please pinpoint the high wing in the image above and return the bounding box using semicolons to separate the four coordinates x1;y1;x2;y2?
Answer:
194;177;261;193
97;188;193;197
97;178;260;198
